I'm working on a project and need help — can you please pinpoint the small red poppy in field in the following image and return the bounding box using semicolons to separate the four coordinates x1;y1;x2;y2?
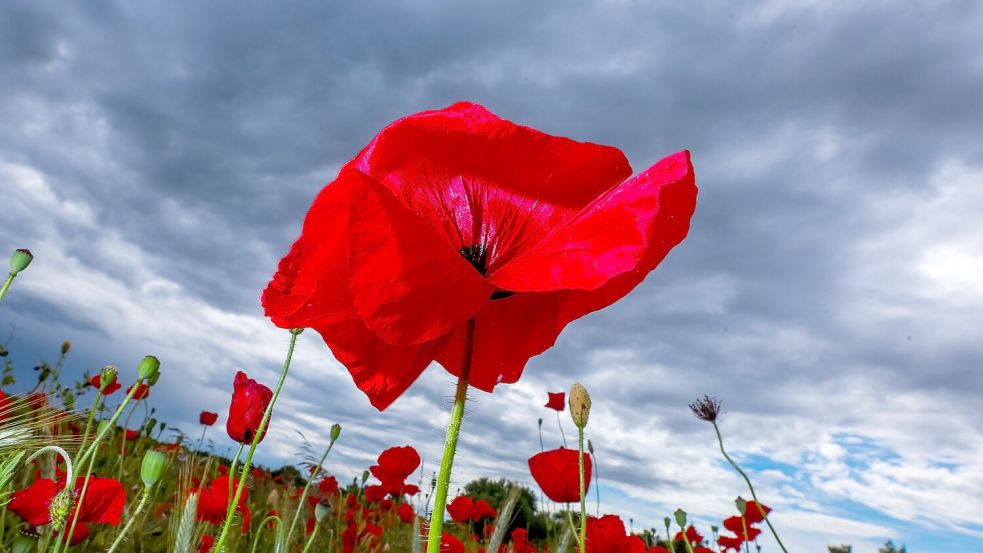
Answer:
369;445;420;494
398;502;415;524
198;534;215;553
545;392;565;411
263;102;697;410
90;374;121;396
124;429;139;441
127;383;150;400
511;528;538;553
528;447;592;503
448;495;497;522
26;392;46;410
584;515;647;553
318;475;339;495
425;533;465;553
199;411;218;426
195;475;251;533
9;475;125;544
0;388;10;420
226;371;273;444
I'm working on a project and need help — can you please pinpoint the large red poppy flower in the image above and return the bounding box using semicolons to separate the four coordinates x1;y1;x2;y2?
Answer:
226;371;273;444
528;447;592;503
263;102;697;410
127;383;150;400
584;515;647;553
9;475;126;534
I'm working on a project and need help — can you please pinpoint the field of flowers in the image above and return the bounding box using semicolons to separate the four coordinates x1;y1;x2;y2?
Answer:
0;103;788;553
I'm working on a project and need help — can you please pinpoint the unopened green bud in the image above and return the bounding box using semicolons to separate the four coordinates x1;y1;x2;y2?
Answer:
137;355;160;381
330;423;342;443
711;525;719;534
663;516;671;529
361;470;369;484
145;418;158;434
147;371;161;386
735;496;747;515
61;340;71;355
674;508;687;529
99;365;118;391
314;499;332;521
568;383;591;428
9;249;33;274
49;488;74;531
140;450;167;487
11;534;36;553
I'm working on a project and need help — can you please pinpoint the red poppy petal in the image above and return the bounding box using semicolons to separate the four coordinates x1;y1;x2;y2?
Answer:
263;173;354;329
350;102;632;272
74;476;126;525
347;169;493;345
488;150;696;292
8;478;58;526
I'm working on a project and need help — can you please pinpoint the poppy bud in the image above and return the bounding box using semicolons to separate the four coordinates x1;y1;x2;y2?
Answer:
330;423;342;443
141;450;167;487
587;439;595;455
711;525;719;533
98;365;119;392
137;355;160;381
568;383;591;428
98;420;111;434
145;418;158;434
147;371;161;386
361;470;370;484
315;499;332;521
49;487;73;531
735;496;747;515
9;249;33;275
674;508;687;529
61;341;71;355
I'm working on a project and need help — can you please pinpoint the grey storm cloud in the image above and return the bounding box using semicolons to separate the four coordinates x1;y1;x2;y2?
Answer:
2;1;983;551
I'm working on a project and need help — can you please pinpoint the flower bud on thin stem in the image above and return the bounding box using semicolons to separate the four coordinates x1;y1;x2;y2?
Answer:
137;355;160;381
568;383;591;429
330;423;342;443
9;249;33;274
140;450;168;487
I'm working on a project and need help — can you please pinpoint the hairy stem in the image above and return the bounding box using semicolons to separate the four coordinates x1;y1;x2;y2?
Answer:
107;486;153;553
577;428;587;552
286;440;336;545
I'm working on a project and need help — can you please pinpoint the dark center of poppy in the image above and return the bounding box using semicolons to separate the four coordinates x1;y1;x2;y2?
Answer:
459;244;516;301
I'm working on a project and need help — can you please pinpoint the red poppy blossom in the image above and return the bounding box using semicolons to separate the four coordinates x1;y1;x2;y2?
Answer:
124;429;139;441
199;411;218;426
528;447;592;503
263;102;697;410
318;475;339;495
722;516;762;541
584;515;647;553
195;475;251;533
447;495;497;522
425;533;465;553
127;384;150;400
545;391;565;411
511;528;538;553
369;445;420;494
90;374;121;396
398;503;415;524
226;371;273;444
198;534;215;553
9;475;126;532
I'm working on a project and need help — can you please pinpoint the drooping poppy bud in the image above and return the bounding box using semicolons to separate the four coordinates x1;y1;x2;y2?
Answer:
141;450;167;487
226;371;273;444
568;383;591;428
137;355;160;381
9;249;33;274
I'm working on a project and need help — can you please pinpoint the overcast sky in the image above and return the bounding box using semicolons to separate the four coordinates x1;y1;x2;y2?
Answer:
2;1;983;551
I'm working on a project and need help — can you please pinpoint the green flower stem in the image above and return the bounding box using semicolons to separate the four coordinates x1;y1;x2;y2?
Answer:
592;451;600;516
106;485;153;553
712;422;789;553
76;380;142;468
75;392;104;461
664;520;677;553
425;319;474;553
226;443;245;519
741;516;751;553
0;273;16;306
286;440;336;545
566;509;579;541
577;428;587;553
118;402;139;478
213;329;302;552
301;524;320;553
680;525;695;553
54;451;97;553
251;515;282;553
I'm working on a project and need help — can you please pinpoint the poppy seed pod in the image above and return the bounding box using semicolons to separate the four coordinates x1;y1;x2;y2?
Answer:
735;496;747;515
361;470;370;484
330;423;342;442
568;383;591;428
9;249;33;274
141;450;167;487
314;499;332;521
49;488;73;531
137;355;160;381
674;508;688;528
98;365;119;392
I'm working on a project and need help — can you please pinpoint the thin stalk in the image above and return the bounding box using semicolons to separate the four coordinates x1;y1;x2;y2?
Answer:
56;450;97;553
213;329;302;552
76;381;142;468
664;520;677;553
226;443;245;519
742;516;751;553
425;319;474;553
75;392;103;459
286;440;336;545
251;515;282;553
301;524;320;553
577;428;587;552
106;486;153;553
556;411;567;448
118;402;139;479
0;273;15;305
592;451;600;516
712;422;789;553
565;509;579;540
